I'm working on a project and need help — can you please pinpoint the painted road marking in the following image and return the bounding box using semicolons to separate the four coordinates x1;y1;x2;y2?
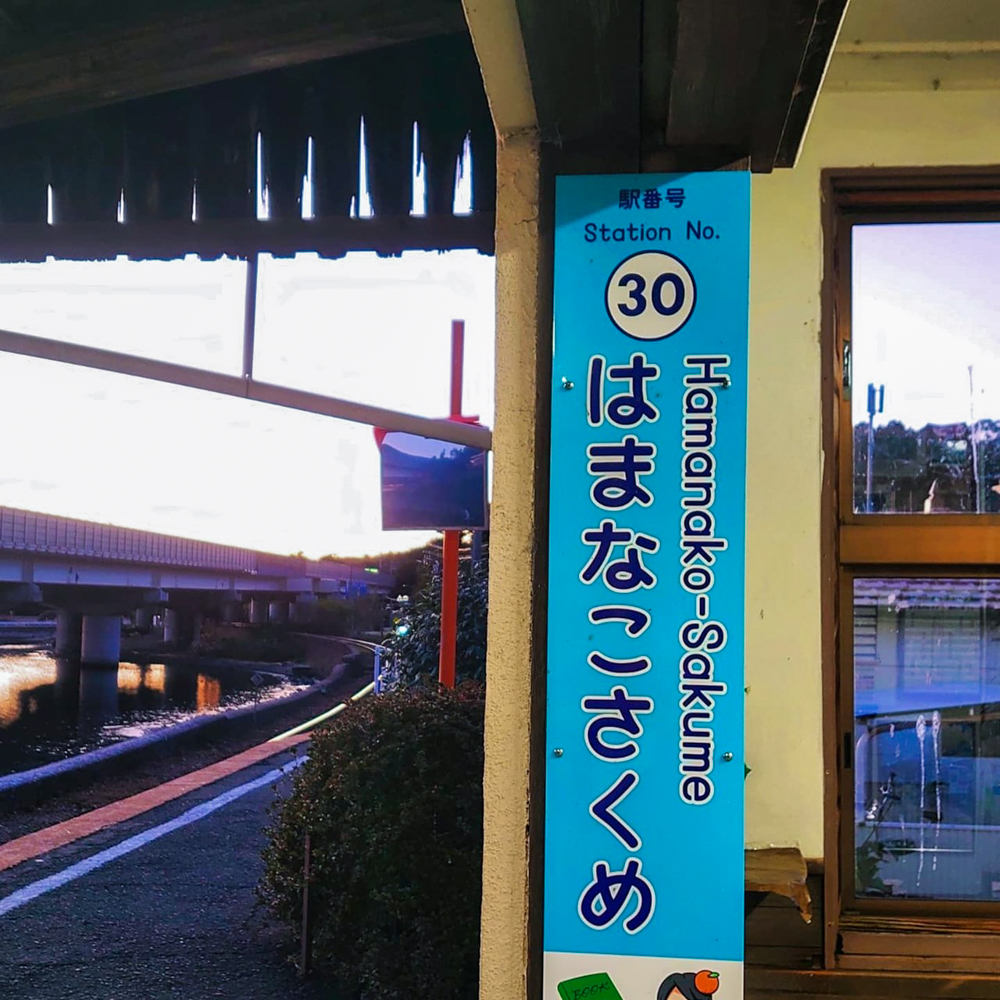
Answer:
0;734;309;873
0;756;307;919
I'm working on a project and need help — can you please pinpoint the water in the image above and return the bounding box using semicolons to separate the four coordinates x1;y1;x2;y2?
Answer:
0;646;302;777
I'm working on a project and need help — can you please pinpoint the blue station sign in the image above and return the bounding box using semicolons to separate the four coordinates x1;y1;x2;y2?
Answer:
544;173;750;1000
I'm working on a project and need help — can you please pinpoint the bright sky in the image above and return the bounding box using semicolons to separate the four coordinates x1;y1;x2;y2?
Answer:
0;249;495;558
852;222;1000;431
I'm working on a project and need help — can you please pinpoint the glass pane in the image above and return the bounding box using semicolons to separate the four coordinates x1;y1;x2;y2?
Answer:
0;256;247;375
853;577;1000;901
851;223;1000;514
253;250;495;424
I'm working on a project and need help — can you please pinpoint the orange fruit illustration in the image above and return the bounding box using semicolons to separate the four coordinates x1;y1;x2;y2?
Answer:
694;971;720;996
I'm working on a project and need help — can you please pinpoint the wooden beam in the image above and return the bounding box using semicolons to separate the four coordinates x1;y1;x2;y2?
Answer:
645;0;847;173
461;0;536;137
513;0;642;170
0;213;495;263
0;0;467;129
773;0;850;169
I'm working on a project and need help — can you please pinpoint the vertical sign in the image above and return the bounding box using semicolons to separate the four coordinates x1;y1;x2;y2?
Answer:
544;174;750;1000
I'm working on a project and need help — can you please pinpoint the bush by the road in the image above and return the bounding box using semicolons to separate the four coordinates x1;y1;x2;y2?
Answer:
258;682;485;1000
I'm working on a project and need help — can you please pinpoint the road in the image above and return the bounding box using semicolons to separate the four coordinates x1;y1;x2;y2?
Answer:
0;746;329;1000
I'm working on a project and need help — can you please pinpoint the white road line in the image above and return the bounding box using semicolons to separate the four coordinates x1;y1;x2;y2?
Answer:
0;755;307;919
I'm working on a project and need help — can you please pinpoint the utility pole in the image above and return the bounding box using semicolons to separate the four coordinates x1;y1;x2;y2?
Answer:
865;382;884;513
970;365;982;514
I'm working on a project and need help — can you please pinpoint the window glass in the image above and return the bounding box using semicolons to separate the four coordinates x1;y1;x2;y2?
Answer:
854;577;1000;900
851;224;1000;514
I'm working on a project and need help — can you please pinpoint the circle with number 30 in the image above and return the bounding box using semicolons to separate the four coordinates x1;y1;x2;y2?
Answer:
605;250;696;340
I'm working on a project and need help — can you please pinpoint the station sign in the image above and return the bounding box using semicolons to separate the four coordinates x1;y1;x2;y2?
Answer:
544;173;750;1000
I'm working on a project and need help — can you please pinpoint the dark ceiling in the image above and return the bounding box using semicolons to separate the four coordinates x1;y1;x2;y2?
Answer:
514;0;848;172
0;0;848;176
0;0;469;129
0;0;847;259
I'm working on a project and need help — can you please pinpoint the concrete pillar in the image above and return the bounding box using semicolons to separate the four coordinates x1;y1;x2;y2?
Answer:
221;601;242;624
163;608;180;644
134;607;153;633
290;593;318;625
190;611;204;646
268;600;288;625
477;129;548;996
54;610;82;658
249;598;267;625
80;614;122;667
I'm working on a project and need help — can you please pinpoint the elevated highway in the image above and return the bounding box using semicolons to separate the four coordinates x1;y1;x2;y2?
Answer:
0;506;393;665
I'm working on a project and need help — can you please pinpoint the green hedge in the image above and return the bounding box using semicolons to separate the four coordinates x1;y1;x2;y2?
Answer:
259;682;485;1000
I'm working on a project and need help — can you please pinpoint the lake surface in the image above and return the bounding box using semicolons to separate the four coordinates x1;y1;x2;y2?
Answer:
0;646;301;777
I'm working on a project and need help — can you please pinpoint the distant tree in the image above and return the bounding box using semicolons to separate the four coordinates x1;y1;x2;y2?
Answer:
382;546;488;686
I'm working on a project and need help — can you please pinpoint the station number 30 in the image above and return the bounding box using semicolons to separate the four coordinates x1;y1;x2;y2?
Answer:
605;251;696;341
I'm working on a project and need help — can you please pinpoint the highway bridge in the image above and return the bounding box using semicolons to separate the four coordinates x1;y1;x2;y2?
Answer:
0;506;393;666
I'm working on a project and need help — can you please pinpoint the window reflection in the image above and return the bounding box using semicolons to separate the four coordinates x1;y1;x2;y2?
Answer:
196;674;221;711
854;578;1000;900
851;223;1000;514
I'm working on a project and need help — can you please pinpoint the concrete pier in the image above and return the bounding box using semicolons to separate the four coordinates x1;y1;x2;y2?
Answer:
54;610;82;658
80;614;122;667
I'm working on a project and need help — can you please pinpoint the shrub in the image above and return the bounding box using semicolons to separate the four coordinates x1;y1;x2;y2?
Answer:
259;682;485;1000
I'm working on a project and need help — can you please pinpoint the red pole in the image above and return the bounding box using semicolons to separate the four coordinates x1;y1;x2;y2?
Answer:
450;320;465;418
439;320;464;689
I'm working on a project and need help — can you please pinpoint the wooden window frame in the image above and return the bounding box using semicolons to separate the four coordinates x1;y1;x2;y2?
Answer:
822;168;1000;969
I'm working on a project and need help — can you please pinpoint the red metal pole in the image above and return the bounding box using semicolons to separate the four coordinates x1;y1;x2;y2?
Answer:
439;320;464;689
439;532;459;689
450;320;465;418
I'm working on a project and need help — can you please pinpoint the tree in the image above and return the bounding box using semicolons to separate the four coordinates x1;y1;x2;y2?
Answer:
382;545;488;686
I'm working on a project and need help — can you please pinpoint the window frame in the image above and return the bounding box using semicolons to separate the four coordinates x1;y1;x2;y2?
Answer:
823;169;1000;964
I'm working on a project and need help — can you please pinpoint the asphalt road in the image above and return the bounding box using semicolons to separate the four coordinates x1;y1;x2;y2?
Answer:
0;747;332;1000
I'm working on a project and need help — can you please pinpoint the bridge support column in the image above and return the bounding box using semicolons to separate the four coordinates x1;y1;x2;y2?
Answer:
55;611;82;658
249;598;267;625
268;601;288;625
221;601;242;624
134;607;153;634
80;614;121;667
163;608;180;645
290;593;318;624
190;611;204;647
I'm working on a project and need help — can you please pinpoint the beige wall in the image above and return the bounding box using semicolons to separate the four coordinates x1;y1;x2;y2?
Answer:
745;79;1000;856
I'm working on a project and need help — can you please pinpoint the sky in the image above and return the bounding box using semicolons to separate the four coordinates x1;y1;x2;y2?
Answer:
852;222;1000;432
0;248;495;558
